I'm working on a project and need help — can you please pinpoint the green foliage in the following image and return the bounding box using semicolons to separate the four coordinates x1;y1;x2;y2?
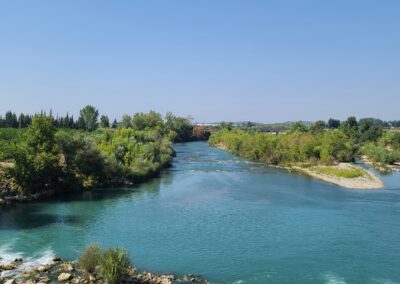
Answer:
381;132;400;150
311;166;365;178
165;112;193;142
309;120;326;134
8;116;61;193
327;118;341;129
209;128;357;166
131;111;164;131
220;121;234;131
100;247;131;284
78;244;131;283
78;243;102;273
289;121;308;133
98;128;173;182
79;105;99;131
362;142;399;165
358;118;383;142
0;128;25;160
121;115;132;128
100;115;110;128
4;111;178;194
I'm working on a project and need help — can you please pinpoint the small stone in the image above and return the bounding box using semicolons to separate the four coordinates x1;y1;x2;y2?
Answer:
58;273;72;282
4;279;16;284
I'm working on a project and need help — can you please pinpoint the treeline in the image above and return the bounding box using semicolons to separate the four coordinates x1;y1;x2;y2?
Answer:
0;106;210;142
209;116;400;168
233;118;400;133
0;110;75;129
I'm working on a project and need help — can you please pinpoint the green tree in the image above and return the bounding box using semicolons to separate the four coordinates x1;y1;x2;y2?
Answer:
220;121;233;131
100;115;110;128
9;116;60;193
289;121;308;133
327;118;340;129
309;120;326;134
121;115;132;128
359;118;383;142
79;105;99;131
112;119;118;128
131;111;164;130
165;112;193;142
340;116;359;141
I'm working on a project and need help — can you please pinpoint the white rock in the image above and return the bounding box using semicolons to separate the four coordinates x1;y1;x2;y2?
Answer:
37;265;47;272
58;272;72;282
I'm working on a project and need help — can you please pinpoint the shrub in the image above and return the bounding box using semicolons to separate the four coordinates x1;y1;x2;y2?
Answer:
100;247;131;284
78;243;102;273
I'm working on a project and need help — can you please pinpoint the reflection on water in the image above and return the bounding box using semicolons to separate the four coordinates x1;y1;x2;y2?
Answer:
1;142;400;284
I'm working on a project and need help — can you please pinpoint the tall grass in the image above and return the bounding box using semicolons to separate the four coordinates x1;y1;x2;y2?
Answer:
100;247;131;284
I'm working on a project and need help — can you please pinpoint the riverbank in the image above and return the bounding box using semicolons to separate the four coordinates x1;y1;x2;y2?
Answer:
0;256;208;284
213;145;384;189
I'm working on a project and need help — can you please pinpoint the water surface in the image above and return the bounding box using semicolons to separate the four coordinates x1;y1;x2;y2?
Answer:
1;142;400;283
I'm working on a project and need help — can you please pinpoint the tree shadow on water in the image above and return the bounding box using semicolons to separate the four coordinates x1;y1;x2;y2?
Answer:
0;174;171;231
0;206;84;230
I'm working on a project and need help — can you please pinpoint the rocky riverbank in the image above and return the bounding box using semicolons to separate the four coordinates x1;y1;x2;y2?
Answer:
0;256;208;284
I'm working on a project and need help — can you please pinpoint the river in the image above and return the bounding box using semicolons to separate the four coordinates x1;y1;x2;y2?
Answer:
1;142;400;283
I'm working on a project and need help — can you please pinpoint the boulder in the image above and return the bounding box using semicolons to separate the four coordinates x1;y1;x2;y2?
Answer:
4;279;16;284
64;263;74;272
37;265;47;272
58;273;72;282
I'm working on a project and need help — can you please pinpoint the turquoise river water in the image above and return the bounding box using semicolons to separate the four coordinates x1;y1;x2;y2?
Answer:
1;142;400;283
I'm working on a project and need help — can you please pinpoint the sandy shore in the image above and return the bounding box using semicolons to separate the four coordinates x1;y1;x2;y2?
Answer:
292;163;384;189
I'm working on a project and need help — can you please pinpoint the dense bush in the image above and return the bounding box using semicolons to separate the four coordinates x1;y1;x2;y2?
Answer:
8;116;62;193
3;112;178;194
209;129;357;166
210;120;400;168
78;244;131;284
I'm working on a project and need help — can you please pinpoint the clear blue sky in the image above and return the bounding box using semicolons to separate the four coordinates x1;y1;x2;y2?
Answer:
0;1;399;122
